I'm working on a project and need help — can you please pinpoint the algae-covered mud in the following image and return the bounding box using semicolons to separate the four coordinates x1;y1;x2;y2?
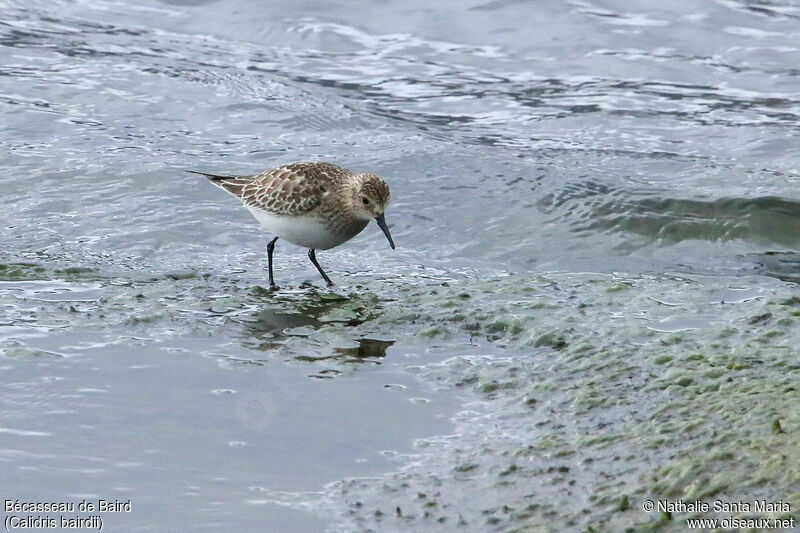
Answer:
3;0;800;531
288;273;800;531
2;265;798;530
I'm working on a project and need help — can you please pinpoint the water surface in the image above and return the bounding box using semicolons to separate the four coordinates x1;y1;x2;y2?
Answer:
2;0;800;531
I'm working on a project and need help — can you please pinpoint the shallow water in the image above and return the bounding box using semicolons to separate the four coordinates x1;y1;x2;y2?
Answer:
2;0;800;531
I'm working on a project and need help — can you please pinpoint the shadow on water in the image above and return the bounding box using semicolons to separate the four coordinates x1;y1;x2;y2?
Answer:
540;186;800;247
594;196;800;246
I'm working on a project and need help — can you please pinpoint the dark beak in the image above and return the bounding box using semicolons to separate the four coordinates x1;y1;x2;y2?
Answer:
375;213;396;249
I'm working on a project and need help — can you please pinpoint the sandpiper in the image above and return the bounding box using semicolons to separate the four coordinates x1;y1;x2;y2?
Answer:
189;162;395;288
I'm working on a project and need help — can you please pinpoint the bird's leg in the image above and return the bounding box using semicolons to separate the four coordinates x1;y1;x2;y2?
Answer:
266;237;279;289
308;249;334;286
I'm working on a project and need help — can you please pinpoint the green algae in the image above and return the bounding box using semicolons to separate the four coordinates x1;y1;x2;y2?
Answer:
287;272;800;532
0;263;48;280
55;266;96;275
780;296;800;306
123;313;163;325
0;262;100;281
454;462;479;473
533;331;568;349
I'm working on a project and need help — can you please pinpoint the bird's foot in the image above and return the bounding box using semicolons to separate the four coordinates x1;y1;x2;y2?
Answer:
269;282;280;291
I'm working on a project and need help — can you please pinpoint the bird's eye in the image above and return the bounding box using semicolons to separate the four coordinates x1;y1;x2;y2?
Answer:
361;197;370;206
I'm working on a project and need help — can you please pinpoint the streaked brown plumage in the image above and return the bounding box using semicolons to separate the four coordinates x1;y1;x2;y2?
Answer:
189;162;395;288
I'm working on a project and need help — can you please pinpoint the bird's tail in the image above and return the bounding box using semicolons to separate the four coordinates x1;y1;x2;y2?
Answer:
186;169;237;181
188;170;251;197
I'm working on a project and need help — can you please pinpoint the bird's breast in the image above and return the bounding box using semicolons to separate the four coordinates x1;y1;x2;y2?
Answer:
246;207;366;250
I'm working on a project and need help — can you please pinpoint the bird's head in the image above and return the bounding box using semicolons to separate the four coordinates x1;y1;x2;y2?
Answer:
350;173;395;249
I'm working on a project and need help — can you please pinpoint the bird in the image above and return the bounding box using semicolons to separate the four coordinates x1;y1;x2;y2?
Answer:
189;161;395;288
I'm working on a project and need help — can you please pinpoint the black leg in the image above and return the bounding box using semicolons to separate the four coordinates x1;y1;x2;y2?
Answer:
266;237;279;289
308;249;334;286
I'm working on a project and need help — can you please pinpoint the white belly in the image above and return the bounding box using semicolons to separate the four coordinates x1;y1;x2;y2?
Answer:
246;207;350;250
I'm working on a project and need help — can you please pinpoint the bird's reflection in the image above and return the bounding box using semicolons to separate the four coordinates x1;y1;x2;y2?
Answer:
334;338;395;359
233;290;395;376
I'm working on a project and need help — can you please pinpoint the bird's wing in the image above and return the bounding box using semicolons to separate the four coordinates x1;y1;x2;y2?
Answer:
240;163;343;216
